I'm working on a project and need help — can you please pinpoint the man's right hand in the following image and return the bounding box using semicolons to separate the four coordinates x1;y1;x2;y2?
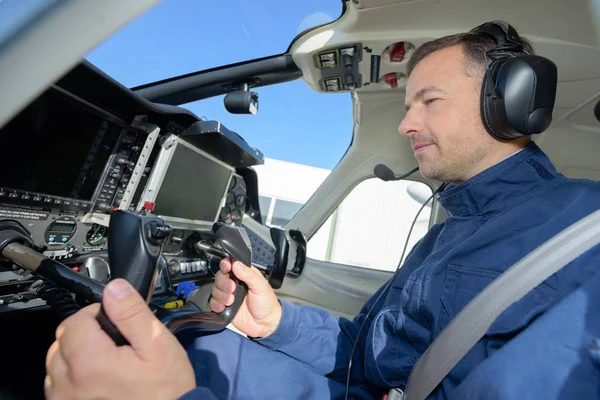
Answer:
209;257;282;338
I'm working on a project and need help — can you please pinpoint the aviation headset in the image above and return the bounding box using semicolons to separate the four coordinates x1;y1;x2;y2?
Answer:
469;20;558;140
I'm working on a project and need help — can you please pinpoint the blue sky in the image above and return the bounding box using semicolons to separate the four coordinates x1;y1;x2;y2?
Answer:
84;0;354;170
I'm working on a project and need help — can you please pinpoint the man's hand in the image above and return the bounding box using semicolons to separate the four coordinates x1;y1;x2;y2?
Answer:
45;279;196;400
210;257;282;338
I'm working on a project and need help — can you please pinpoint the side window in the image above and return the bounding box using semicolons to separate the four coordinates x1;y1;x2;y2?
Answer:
307;178;433;272
258;195;305;228
270;199;304;227
253;158;332;228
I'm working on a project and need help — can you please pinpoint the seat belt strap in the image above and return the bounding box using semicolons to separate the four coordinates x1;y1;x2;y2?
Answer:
400;208;600;400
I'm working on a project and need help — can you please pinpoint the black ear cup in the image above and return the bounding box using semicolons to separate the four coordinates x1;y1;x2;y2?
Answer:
472;21;558;140
481;55;557;140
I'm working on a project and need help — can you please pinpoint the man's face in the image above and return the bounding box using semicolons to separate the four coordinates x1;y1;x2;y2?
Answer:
399;45;496;183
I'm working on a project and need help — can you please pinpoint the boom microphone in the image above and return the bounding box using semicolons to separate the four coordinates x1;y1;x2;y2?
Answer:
374;164;419;181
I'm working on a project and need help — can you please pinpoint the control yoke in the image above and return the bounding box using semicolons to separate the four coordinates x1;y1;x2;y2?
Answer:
0;210;255;345
211;222;251;319
96;210;172;345
98;213;254;343
153;222;253;333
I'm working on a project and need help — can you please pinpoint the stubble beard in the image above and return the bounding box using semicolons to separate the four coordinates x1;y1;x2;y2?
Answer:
418;136;490;184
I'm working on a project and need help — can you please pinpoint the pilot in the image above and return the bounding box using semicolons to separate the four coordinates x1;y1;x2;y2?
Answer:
44;21;600;400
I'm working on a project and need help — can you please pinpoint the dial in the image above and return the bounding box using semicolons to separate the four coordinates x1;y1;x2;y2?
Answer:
86;224;107;246
235;195;246;208
226;191;235;205
229;176;237;190
230;209;242;223
220;207;231;221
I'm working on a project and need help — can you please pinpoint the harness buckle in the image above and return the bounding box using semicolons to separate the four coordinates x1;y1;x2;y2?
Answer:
382;388;404;400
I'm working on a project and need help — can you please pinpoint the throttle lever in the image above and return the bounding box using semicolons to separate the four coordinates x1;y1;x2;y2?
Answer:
96;210;171;346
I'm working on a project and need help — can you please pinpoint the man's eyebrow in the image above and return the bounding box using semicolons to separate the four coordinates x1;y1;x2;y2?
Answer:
404;86;446;111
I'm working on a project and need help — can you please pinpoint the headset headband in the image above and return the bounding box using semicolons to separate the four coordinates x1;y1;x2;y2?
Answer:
469;20;525;55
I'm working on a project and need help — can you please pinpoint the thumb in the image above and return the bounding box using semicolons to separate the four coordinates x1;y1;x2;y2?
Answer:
231;261;269;293
103;279;164;354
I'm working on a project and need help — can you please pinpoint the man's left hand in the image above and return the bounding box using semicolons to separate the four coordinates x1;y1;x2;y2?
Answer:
45;278;196;400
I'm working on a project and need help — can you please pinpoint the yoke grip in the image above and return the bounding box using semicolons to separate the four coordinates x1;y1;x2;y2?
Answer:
97;210;171;346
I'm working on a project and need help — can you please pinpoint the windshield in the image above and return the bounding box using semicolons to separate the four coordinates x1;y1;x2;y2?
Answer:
86;0;351;228
86;0;343;87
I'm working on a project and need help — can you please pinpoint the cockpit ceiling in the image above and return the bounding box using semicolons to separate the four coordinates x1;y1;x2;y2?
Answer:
291;0;600;95
288;0;600;180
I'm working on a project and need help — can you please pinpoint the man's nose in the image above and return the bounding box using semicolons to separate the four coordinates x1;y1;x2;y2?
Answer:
398;108;422;137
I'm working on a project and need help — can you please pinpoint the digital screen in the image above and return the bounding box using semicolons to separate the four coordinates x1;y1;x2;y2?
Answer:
0;88;121;200
48;223;76;233
153;142;232;224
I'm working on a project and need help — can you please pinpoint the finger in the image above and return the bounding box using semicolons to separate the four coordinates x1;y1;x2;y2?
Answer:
45;340;61;373
46;342;69;389
209;297;225;313
215;270;235;293
219;257;234;274
58;305;113;367
56;303;101;341
44;375;54;400
210;286;235;306
102;278;167;357
231;261;269;293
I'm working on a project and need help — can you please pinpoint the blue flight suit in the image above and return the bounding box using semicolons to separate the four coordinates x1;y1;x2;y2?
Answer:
450;264;600;400
177;142;600;399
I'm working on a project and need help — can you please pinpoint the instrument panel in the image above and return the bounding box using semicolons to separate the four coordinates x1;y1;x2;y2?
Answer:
0;82;263;305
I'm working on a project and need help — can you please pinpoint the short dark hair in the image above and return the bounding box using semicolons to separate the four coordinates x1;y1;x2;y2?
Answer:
406;29;535;77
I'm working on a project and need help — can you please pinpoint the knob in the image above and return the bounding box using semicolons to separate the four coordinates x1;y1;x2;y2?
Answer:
97;203;113;212
146;221;172;245
116;157;135;168
168;260;180;276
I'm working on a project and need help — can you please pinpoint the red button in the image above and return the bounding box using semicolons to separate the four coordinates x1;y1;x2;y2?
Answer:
384;73;398;88
389;42;406;62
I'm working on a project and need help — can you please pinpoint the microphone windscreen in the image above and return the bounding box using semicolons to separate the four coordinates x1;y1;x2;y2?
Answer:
374;164;395;181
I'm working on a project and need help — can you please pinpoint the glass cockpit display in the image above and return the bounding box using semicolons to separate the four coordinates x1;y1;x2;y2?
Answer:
151;138;234;228
0;88;121;201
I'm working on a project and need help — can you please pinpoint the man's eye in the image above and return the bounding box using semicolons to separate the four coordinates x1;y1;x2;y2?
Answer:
424;98;439;105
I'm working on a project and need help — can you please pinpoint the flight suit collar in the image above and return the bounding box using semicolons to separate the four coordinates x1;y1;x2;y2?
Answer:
438;142;562;217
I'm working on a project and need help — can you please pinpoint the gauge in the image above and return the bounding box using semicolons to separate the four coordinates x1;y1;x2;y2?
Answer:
220;207;231;221
235;195;246;208
230;209;242;223
45;217;77;245
229;176;237;190
86;223;107;246
226;191;235;205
